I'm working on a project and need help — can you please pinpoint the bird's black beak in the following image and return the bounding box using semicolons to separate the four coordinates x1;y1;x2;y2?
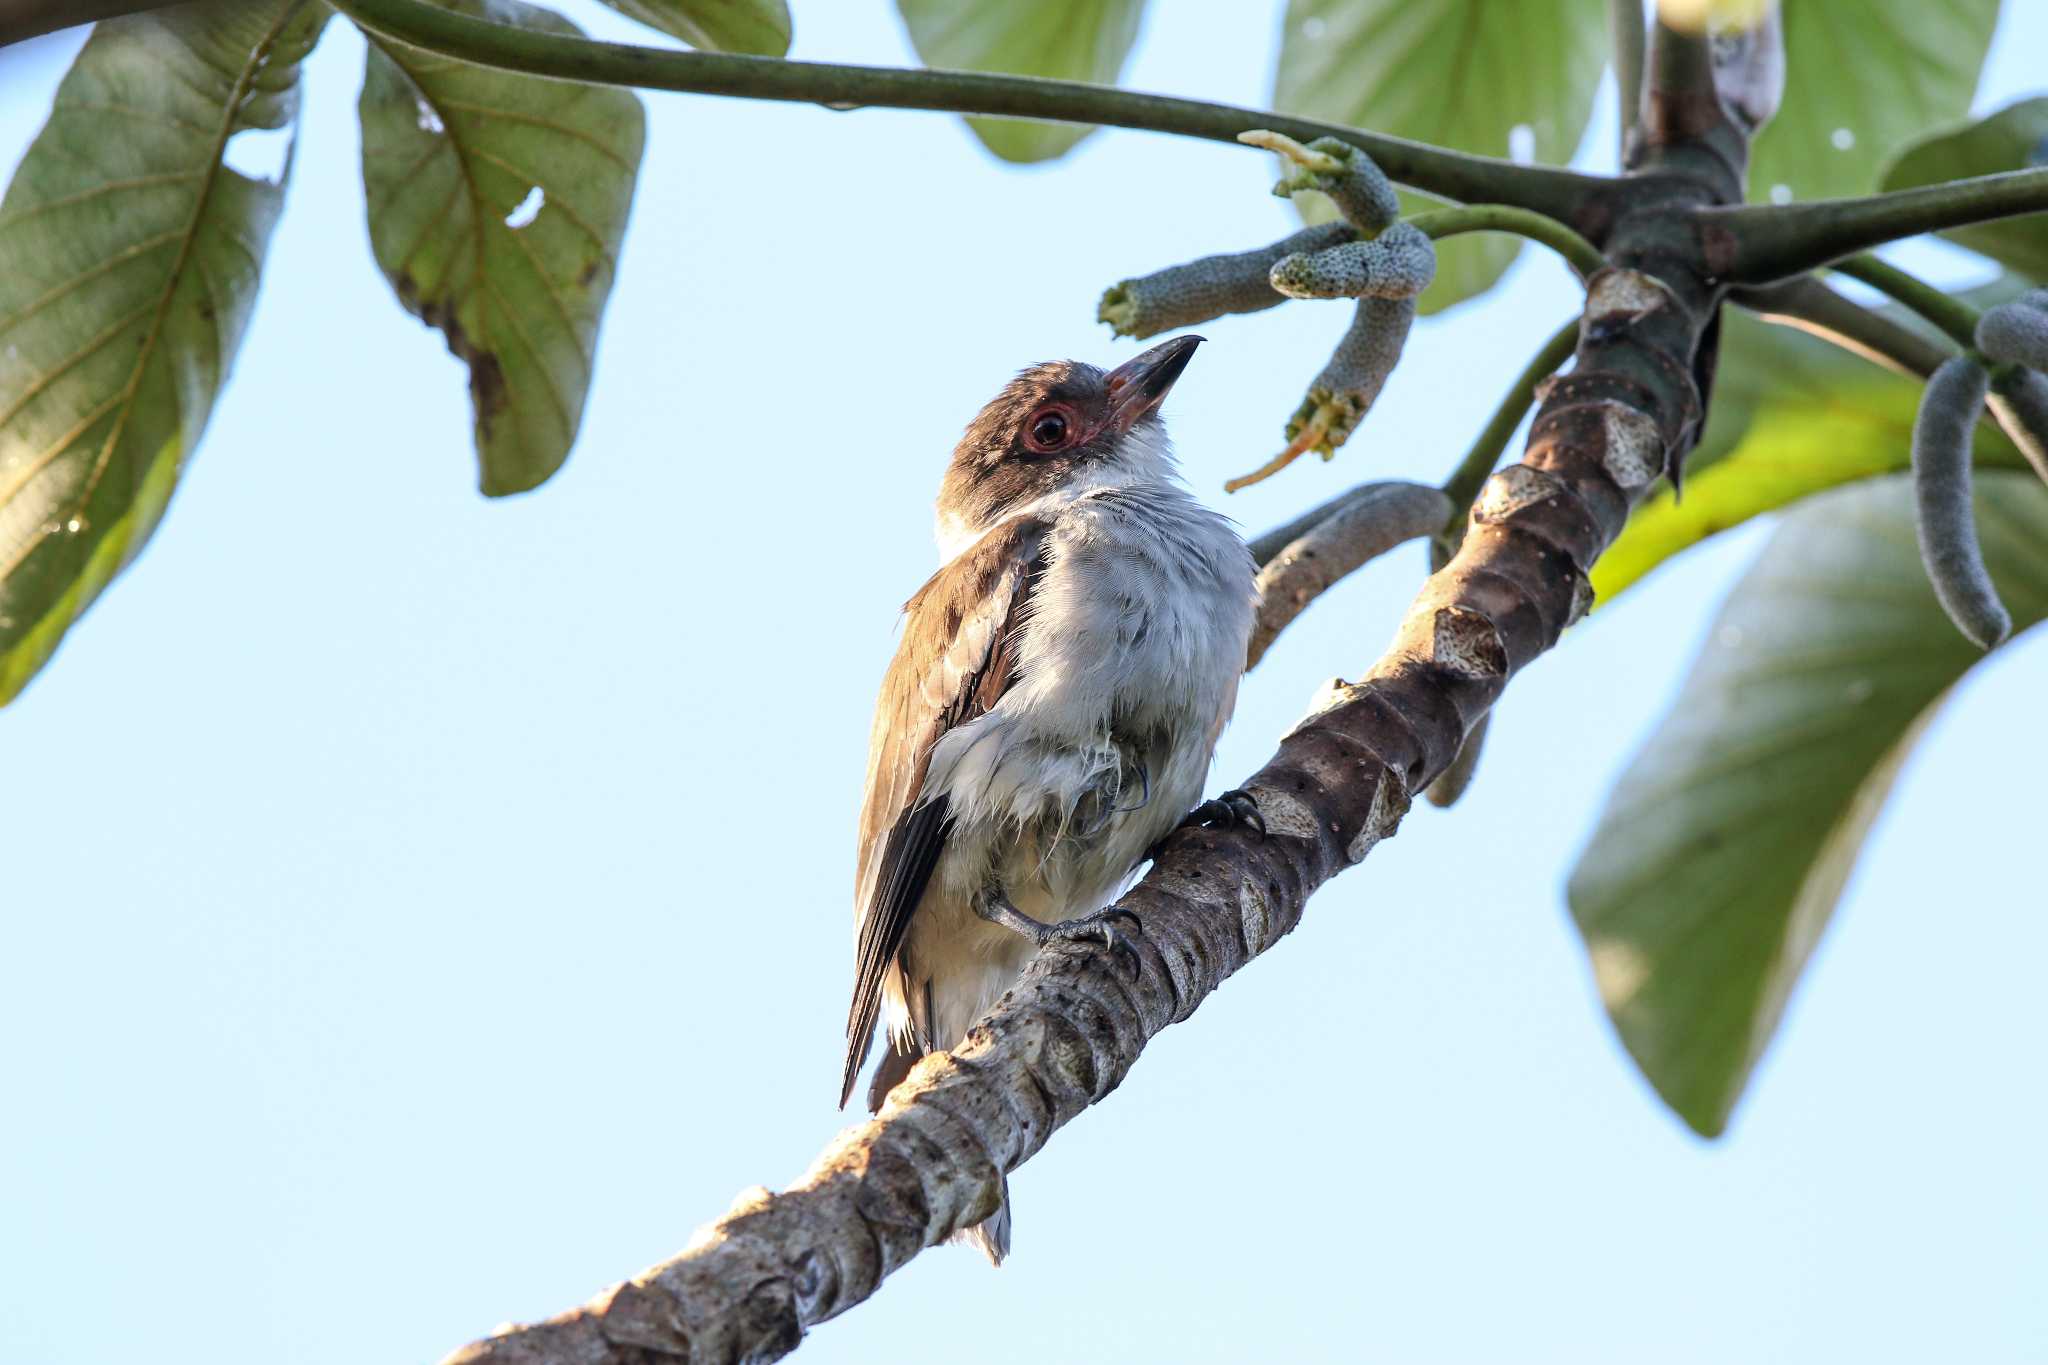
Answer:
1105;335;1202;434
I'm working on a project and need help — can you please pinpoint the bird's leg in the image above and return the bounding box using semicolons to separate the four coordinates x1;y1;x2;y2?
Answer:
973;885;1143;976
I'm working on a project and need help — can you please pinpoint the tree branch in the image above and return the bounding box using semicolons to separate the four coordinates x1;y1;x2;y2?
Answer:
1705;169;2048;284
1407;205;1606;278
1827;254;1982;351
1246;481;1451;668
323;0;1608;222
1731;276;1951;380
435;20;1742;1364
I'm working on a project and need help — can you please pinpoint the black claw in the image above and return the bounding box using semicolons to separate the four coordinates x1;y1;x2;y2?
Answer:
1041;909;1144;978
1182;788;1266;837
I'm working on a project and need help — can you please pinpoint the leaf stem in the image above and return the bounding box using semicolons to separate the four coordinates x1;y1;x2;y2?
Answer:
1828;255;1980;351
1405;205;1605;278
324;0;1607;222
1607;0;1644;151
1440;317;1584;517
1705;168;2048;283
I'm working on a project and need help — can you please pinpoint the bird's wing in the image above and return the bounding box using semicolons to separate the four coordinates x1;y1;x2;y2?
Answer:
842;516;1047;1108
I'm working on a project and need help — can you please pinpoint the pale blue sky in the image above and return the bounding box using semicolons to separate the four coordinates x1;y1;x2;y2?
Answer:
2;5;2044;1363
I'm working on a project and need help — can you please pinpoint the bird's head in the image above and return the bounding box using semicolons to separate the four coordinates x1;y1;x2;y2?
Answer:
935;335;1201;554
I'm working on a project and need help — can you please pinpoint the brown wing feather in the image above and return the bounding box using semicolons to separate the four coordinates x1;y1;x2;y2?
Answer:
840;518;1046;1107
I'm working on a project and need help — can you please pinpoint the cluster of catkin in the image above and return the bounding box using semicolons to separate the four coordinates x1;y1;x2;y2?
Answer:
1099;133;1435;490
1914;288;2048;648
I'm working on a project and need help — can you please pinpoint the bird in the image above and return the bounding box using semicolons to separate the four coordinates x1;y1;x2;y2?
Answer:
842;334;1259;1264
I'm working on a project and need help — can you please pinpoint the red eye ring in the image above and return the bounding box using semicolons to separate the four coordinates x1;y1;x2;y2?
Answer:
1024;406;1075;453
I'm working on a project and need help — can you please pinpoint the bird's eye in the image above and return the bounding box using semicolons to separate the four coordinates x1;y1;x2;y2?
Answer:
1025;408;1072;452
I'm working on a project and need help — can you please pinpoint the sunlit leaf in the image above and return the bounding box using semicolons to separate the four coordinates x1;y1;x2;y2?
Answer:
895;0;1144;163
1748;0;1997;204
594;0;791;56
358;0;645;496
1569;472;2048;1136
0;0;328;706
1881;97;2048;283
1273;0;1605;313
1594;308;2027;605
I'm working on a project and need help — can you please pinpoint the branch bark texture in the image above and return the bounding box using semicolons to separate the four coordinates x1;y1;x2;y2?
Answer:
438;23;1745;1365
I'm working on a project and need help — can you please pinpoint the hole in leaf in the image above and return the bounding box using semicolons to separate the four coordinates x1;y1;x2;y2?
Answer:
1830;127;1855;150
223;125;293;184
1508;123;1536;165
1768;183;1793;204
504;187;544;229
416;99;445;134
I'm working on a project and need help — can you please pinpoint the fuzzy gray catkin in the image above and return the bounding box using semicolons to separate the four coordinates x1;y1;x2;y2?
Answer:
1273;137;1401;234
1290;296;1418;448
1988;366;2048;486
1269;222;1437;301
1975;289;2048;370
1099;223;1354;339
1913;356;2011;649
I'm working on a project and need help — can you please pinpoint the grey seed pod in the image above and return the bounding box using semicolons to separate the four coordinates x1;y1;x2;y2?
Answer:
1225;295;1419;490
1425;713;1489;809
1301;294;1417;445
1269;135;1402;234
1913;356;2010;649
1270;222;1437;301
1975;290;2048;370
1098;222;1354;339
1987;365;2048;487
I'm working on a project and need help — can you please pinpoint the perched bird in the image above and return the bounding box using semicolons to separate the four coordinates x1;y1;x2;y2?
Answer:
843;335;1259;1263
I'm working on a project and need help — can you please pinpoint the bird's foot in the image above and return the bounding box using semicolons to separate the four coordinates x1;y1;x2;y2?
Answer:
1145;789;1266;863
1183;788;1266;837
1038;906;1144;978
974;890;1142;977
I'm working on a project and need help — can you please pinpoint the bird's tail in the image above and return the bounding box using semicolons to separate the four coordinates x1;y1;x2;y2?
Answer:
868;1034;1012;1266
949;1181;1011;1265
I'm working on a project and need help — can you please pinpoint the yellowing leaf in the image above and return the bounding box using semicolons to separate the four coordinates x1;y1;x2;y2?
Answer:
359;0;645;495
0;0;329;705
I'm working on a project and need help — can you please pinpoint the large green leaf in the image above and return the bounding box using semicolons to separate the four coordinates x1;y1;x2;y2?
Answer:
0;0;328;706
1592;308;2027;604
896;0;1144;163
1272;0;1605;313
1881;98;2048;283
359;0;645;496
593;0;790;56
1747;0;1998;204
1568;472;2048;1136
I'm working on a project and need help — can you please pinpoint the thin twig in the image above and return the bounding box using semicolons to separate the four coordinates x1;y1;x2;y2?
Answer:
1828;255;1981;351
1245;481;1451;667
323;0;1607;222
1405;205;1605;278
1706;169;2048;284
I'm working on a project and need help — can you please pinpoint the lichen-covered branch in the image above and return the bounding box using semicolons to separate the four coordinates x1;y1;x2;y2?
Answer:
436;24;1740;1365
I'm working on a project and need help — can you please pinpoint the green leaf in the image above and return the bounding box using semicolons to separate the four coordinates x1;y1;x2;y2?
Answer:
0;0;328;707
1272;0;1605;314
1747;0;1998;204
358;0;645;496
1593;308;2027;605
1881;98;2048;283
1568;472;2048;1136
895;0;1144;163
592;0;791;56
